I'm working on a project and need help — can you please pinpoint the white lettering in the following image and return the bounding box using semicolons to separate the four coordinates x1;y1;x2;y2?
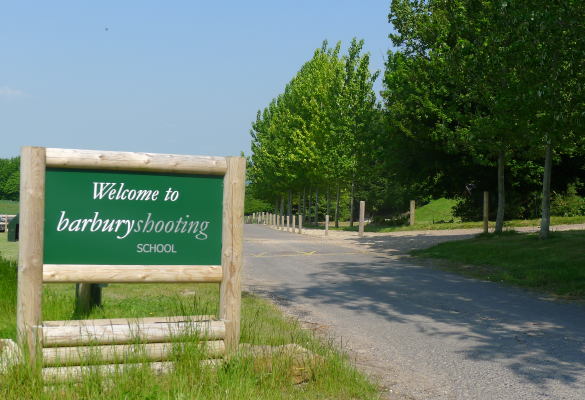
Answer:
117;220;135;239
57;211;69;231
93;182;116;199
154;220;164;233
90;212;102;231
196;221;209;240
164;221;174;233
68;219;82;231
115;183;125;199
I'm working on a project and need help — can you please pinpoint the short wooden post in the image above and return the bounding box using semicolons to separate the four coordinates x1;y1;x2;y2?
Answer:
281;214;284;230
17;146;46;367
219;157;246;352
410;200;415;226
287;216;290;232
292;215;296;233
325;215;329;236
299;214;303;234
483;191;489;234
359;201;365;237
76;283;92;313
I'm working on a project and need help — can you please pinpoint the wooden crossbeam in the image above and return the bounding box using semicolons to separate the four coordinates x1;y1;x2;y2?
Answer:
45;148;227;175
43;264;223;283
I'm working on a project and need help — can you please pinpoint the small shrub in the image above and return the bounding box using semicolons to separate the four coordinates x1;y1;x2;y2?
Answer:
551;184;585;217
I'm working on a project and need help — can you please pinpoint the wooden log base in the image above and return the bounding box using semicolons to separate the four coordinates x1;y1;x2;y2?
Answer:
42;315;217;328
42;340;225;367
38;320;226;347
43;361;174;384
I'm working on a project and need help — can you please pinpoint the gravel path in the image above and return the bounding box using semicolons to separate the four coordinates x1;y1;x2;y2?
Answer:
298;223;585;256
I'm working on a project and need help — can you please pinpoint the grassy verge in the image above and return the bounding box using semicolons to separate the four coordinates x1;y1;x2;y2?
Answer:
304;215;585;233
410;230;585;299
0;256;380;399
0;200;19;215
0;232;19;260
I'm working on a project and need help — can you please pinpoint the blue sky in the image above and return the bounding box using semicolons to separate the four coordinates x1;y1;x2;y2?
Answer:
1;1;396;159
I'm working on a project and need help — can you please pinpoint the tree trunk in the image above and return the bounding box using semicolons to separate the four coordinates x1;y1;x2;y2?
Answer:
326;184;331;222
350;177;354;227
495;144;505;233
539;142;553;240
298;191;302;219
287;190;292;220
308;185;312;224
335;180;341;228
274;199;278;216
303;187;306;223
315;186;319;225
280;195;284;224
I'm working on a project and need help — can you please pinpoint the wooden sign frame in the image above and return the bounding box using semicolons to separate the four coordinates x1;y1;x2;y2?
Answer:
17;147;245;364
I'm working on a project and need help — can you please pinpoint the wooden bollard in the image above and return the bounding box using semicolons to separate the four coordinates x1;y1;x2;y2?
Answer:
287;216;290;232
292;215;296;233
325;215;329;236
281;214;284;230
410;200;415;226
483;191;489;234
359;201;365;237
299;214;303;234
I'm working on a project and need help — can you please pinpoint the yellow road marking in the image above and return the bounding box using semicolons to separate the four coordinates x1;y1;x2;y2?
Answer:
299;251;316;255
250;252;267;257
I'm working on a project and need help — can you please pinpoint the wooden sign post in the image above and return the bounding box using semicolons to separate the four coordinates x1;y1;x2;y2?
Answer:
17;147;245;371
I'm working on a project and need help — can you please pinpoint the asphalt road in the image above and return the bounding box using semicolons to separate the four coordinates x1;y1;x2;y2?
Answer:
243;224;585;399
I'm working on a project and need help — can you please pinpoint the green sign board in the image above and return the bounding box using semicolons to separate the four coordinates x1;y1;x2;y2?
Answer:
44;168;223;265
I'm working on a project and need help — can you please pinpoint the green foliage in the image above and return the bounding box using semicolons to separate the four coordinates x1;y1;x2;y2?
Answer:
244;186;272;215
249;39;380;224
0;157;20;201
383;0;585;233
551;183;585;217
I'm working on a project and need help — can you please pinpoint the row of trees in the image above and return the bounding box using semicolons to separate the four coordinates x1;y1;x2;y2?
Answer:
383;0;584;238
0;157;20;201
247;1;585;239
248;39;381;227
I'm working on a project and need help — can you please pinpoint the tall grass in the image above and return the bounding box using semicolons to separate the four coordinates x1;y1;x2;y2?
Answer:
0;257;380;399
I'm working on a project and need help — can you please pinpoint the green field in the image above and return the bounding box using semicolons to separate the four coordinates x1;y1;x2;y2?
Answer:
414;198;459;223
0;232;18;260
411;230;585;299
0;200;19;215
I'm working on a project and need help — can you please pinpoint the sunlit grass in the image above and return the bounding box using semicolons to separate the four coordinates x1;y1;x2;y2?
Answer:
411;230;585;299
0;257;380;399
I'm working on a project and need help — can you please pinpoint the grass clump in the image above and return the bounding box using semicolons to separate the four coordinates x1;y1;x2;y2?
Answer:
0;256;380;399
410;230;585;299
